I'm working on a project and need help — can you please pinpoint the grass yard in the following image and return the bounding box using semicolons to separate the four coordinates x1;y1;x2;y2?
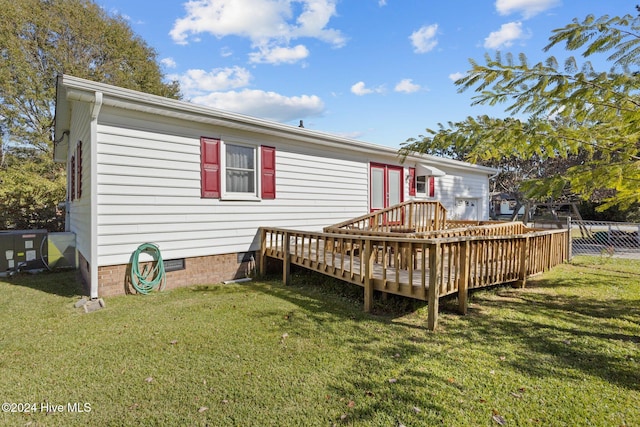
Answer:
0;256;638;426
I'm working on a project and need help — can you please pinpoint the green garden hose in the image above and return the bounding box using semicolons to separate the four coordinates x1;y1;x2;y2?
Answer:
129;243;166;294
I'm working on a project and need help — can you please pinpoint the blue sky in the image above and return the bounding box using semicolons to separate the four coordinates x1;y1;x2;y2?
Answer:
96;0;631;147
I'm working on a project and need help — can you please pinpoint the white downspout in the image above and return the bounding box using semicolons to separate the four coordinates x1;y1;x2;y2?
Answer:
89;92;103;299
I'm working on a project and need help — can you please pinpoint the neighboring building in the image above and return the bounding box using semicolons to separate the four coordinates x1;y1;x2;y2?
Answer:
491;192;525;218
54;75;498;297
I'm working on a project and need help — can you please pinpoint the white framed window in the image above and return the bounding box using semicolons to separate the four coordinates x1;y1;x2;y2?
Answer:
416;176;426;194
222;142;258;200
415;175;435;198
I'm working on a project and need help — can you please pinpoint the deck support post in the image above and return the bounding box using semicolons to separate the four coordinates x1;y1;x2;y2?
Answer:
427;243;441;331
457;240;470;315
259;228;267;276
516;235;530;288
566;217;573;261
283;231;291;286
363;239;374;313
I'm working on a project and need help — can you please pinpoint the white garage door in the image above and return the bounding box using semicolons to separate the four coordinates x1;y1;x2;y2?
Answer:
455;198;479;220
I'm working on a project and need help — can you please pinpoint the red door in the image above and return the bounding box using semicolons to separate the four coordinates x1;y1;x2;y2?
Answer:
370;163;403;212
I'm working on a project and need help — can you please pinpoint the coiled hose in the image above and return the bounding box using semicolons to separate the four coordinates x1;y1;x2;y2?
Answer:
129;243;166;294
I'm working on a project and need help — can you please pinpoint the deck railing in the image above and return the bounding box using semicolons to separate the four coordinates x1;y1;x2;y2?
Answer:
324;201;529;240
325;200;448;234
260;226;569;331
446;220;506;229
422;221;531;238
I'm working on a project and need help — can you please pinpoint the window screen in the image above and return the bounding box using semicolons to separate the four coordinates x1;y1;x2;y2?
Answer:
225;144;255;193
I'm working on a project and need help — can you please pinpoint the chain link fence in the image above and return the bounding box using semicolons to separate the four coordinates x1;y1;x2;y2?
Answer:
569;220;640;259
522;219;640;259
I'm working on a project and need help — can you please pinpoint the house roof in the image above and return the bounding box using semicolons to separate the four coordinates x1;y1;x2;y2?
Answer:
54;74;498;175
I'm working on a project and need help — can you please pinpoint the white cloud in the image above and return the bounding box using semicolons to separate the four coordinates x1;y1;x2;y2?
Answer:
165;65;324;122
160;57;177;69
351;81;384;96
168;67;252;96
495;0;561;19
170;0;286;44
448;72;465;82
351;82;371;96
410;24;438;54
394;79;421;93
484;21;527;49
191;89;325;122
249;44;310;64
169;0;345;64
294;0;345;45
378;0;387;5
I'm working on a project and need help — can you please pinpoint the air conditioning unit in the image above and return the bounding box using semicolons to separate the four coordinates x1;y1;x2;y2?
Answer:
0;230;48;275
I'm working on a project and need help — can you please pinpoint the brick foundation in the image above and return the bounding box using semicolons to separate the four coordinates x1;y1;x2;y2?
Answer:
91;252;257;297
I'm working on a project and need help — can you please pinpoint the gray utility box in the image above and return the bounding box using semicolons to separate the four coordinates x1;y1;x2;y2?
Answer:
0;230;48;274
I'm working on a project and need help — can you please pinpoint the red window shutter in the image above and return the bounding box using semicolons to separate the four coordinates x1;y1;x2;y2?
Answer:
261;146;276;199
76;142;83;199
70;155;76;201
408;167;416;196
428;176;435;198
201;137;221;198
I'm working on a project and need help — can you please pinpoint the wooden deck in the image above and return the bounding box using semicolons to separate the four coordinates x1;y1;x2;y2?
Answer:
260;222;569;330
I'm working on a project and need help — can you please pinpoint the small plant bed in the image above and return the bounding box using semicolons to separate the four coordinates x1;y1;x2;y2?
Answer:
0;256;638;426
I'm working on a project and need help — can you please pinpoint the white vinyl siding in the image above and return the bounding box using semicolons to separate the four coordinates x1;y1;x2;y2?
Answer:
436;170;490;220
93;115;492;266
68;101;92;263
94;109;368;266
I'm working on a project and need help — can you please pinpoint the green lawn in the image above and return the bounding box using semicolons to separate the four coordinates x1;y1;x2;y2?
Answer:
0;256;638;426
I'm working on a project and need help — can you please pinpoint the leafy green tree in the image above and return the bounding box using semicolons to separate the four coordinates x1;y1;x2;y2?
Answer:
0;156;66;230
401;12;640;213
0;0;180;230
